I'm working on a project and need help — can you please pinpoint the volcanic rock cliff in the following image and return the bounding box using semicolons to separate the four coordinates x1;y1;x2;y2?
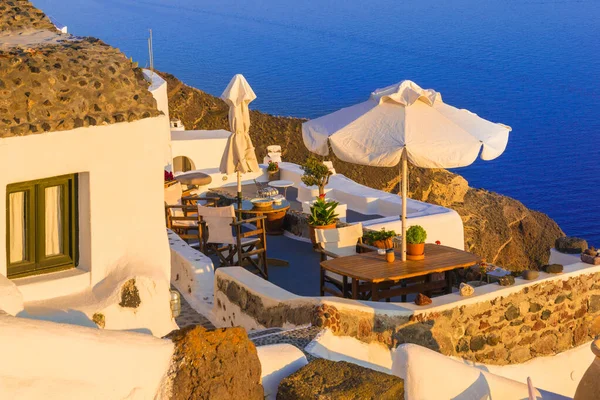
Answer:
161;72;564;270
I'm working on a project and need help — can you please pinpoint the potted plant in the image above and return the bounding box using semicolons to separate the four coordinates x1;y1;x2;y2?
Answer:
267;161;280;181
406;225;427;258
364;228;397;249
164;170;177;188
308;195;339;243
301;156;332;196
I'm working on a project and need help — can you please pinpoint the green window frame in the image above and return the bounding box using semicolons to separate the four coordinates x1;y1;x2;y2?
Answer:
6;174;78;278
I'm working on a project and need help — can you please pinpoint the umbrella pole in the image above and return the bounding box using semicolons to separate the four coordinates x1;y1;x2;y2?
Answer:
237;170;242;203
401;150;407;261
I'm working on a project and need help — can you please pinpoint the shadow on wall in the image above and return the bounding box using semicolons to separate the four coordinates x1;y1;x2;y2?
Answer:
17;308;97;328
450;372;492;400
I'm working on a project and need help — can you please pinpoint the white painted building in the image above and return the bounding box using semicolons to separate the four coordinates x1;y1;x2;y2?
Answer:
0;70;177;337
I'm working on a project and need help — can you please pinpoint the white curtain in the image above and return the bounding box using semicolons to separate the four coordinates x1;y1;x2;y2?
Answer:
9;192;26;264
45;186;63;256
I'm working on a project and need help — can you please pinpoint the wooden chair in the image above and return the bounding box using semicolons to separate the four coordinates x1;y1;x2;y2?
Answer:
164;182;218;246
314;223;376;298
197;204;269;279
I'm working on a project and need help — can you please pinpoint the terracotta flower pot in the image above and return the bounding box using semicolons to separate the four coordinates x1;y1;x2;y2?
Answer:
309;223;336;244
407;243;425;256
372;238;394;250
268;170;280;181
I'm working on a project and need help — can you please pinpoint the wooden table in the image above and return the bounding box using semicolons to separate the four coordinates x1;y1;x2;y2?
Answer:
320;244;481;301
233;199;290;235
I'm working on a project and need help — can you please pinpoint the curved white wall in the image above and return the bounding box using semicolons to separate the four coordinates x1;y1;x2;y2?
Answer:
143;69;169;122
170;129;231;171
0;314;174;399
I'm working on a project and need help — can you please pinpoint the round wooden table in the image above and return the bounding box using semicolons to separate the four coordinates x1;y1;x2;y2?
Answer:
233;199;290;235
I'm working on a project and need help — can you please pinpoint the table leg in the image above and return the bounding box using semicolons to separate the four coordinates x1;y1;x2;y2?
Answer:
425;274;433;297
352;278;358;300
446;271;454;294
265;209;287;235
343;276;348;298
372;282;379;302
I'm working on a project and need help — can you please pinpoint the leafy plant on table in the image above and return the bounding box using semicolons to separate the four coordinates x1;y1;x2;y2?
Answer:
406;225;427;244
308;196;339;226
301;156;332;196
363;228;397;245
267;161;279;172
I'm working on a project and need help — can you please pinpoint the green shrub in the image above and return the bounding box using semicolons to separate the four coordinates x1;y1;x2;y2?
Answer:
406;225;427;244
364;228;396;244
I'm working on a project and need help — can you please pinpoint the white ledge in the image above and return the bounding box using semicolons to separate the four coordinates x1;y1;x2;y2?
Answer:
14;268;91;303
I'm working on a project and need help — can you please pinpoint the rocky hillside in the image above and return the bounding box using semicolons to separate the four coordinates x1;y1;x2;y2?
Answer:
160;71;564;270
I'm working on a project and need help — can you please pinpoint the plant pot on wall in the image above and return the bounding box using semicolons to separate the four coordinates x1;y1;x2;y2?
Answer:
268;170;280;181
309;223;337;244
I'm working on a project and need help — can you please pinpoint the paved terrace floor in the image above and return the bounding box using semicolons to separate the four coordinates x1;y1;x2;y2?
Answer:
203;183;423;298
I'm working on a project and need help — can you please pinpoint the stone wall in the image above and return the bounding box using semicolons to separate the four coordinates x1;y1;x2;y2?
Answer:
216;267;600;365
428;272;600;364
0;0;56;32
0;38;161;136
216;276;314;328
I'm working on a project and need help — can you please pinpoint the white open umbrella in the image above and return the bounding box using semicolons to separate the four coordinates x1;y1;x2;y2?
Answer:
302;80;511;260
220;74;260;201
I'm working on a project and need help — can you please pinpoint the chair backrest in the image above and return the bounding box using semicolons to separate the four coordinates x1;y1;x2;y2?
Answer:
164;182;183;206
315;223;363;257
197;204;236;245
164;182;184;218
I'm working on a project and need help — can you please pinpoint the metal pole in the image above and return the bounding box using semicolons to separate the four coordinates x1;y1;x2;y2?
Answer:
148;29;154;72
401;149;408;261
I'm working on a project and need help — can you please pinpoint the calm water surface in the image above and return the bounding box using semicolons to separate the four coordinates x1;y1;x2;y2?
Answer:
35;0;600;244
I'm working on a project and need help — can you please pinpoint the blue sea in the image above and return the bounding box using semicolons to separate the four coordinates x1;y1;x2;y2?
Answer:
35;0;600;244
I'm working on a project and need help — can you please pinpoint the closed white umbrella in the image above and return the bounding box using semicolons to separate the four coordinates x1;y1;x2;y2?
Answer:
302;80;511;260
220;74;260;201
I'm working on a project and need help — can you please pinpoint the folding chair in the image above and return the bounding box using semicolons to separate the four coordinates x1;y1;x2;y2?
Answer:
197;204;269;279
164;182;217;246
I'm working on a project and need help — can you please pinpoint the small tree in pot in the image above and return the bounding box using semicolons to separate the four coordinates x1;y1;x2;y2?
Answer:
406;225;427;257
301;156;332;196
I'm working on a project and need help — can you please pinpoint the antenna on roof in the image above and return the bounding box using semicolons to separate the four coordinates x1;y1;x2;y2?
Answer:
148;29;154;72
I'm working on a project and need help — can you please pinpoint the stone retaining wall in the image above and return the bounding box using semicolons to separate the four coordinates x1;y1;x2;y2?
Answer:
216;266;600;365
